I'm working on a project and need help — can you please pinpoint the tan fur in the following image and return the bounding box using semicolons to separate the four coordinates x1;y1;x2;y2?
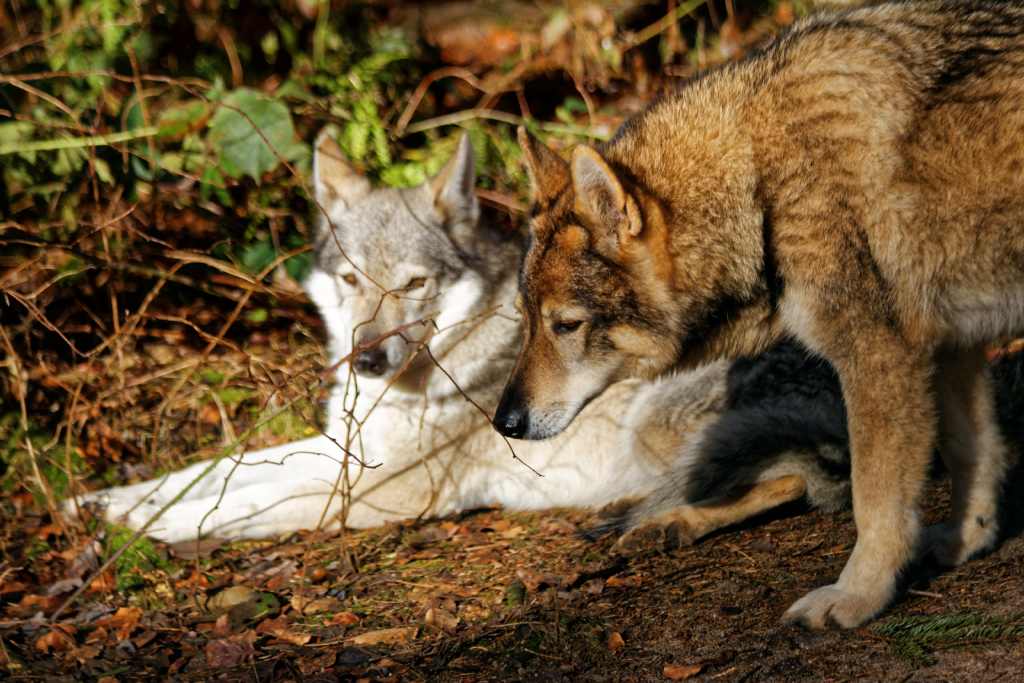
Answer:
616;475;808;555
496;0;1024;627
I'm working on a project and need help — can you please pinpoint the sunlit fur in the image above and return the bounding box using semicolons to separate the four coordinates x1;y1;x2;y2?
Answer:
499;0;1023;628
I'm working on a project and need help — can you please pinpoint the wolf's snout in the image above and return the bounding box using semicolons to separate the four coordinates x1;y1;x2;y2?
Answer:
354;347;387;376
493;386;530;439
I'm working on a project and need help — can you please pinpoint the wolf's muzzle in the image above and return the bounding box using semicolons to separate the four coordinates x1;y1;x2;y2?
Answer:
492;386;530;439
354;347;387;376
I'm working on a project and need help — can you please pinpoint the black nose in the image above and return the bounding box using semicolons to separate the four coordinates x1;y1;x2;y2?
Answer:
353;348;387;376
493;387;529;438
493;410;529;439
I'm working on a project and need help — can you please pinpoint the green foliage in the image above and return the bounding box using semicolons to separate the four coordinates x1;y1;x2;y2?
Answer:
209;88;307;182
871;610;1024;668
106;525;168;592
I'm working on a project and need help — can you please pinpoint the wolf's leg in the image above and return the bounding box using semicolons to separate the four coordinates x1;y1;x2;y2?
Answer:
104;480;341;543
68;435;344;512
615;475;807;555
921;343;1005;565
785;338;934;629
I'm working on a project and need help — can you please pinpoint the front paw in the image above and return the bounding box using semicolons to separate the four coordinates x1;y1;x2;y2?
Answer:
783;585;887;629
61;491;112;521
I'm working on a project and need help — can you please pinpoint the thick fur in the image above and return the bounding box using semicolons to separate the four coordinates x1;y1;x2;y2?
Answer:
496;0;1024;627
65;133;856;544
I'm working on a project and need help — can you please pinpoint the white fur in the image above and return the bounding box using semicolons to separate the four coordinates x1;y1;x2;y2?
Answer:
64;133;716;543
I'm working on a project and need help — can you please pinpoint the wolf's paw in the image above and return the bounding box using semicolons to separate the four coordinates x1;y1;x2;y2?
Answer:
61;491;112;521
919;521;997;566
615;519;688;556
783;585;885;629
597;497;641;520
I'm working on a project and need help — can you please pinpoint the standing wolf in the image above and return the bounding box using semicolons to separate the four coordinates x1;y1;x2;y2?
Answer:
494;0;1024;627
68;132;856;544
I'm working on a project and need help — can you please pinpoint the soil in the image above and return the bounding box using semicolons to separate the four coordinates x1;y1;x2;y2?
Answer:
4;453;1024;682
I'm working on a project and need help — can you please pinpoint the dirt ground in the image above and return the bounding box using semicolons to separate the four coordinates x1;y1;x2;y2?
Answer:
4;448;1024;683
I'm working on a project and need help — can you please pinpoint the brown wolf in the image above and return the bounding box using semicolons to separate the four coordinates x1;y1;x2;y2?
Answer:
494;0;1024;627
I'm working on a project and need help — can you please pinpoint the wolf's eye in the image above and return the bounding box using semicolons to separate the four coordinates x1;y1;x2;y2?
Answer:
406;277;426;291
341;274;356;285
554;320;581;335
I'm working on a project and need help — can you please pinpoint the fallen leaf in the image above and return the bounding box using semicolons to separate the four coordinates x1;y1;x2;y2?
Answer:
36;624;76;653
605;574;642;588
327;611;361;626
84;626;108;645
213;613;235;638
96;606;142;641
205;630;258;667
455;531;489;547
424;607;459;631
291;595;345;615
255;615;291;634
347;626;418;645
605;631;625;653
270;628;313;645
65;645;101;664
540;518;578;534
664;664;704;680
499;525;528;539
297;649;337;674
466;548;500;564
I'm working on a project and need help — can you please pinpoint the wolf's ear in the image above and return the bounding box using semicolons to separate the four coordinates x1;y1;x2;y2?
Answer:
314;131;371;211
428;132;480;234
571;146;642;251
518;127;569;210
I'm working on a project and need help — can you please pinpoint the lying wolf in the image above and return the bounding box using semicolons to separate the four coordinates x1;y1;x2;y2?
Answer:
66;132;858;545
494;0;1024;627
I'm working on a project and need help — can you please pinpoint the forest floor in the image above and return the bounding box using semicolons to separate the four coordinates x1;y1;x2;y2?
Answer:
4;331;1024;682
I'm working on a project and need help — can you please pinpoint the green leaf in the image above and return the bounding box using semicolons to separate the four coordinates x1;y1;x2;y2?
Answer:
209;88;296;182
156;100;212;142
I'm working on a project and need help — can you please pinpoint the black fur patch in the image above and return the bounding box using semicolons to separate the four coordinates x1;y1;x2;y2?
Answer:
681;340;849;502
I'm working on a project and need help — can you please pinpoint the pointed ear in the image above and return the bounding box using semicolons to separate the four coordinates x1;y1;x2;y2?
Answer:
427;132;480;231
313;130;371;211
571;146;643;250
518;127;569;210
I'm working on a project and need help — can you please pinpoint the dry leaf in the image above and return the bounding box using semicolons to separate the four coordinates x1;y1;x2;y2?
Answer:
424;607;459;631
297;650;337;674
96;606;142;641
605;575;642;588
255;615;291;634
271;628;313;645
482;519;511;532
36;624;76;653
664;664;704;680
205;630;258;668
605;631;625;653
327;611;361;626
291;595;346;615
540;518;578;534
455;531;489;547
65;645;101;664
347;626;418;645
213;613;235;638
